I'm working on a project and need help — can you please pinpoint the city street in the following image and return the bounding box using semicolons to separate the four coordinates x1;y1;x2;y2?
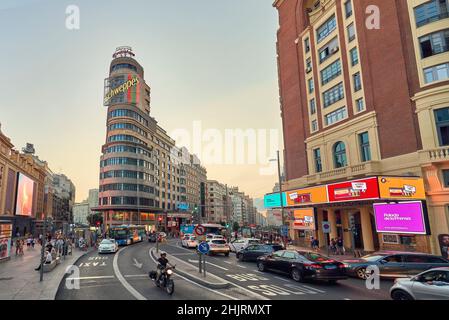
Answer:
56;239;392;300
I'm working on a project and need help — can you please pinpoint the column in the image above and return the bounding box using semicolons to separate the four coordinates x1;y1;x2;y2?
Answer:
316;209;325;247
360;207;375;252
340;210;351;250
328;208;338;241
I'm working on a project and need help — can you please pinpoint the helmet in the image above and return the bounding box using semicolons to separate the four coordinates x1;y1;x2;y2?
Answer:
160;252;167;257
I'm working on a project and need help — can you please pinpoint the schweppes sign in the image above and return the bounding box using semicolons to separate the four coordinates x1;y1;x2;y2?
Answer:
104;76;140;105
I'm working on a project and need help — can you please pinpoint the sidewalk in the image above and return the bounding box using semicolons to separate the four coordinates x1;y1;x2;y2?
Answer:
287;245;359;261
0;245;90;300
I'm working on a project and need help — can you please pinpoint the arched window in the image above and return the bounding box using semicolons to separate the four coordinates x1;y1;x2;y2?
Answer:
333;142;347;168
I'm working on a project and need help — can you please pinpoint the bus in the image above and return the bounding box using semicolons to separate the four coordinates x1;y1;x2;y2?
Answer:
109;225;146;246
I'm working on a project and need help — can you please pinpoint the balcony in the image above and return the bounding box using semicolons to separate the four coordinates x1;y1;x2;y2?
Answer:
306;161;381;185
419;147;449;164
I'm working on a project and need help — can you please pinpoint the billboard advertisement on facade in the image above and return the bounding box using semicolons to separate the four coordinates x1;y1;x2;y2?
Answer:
373;201;428;235
285;186;328;207
0;223;12;261
292;208;315;230
378;176;426;200
264;192;286;208
104;73;141;106
15;173;35;216
328;177;379;202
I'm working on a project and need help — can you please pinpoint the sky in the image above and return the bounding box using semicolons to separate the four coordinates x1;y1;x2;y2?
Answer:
0;0;283;204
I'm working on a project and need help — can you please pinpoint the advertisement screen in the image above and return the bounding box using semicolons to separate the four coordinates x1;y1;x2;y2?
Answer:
285;186;328;207
373;202;427;235
104;73;140;106
328;177;379;202
292;208;315;230
264;192;286;208
378;176;426;200
0;223;12;261
15;173;35;216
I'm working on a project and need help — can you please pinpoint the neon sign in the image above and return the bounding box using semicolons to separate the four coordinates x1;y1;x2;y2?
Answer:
104;76;140;105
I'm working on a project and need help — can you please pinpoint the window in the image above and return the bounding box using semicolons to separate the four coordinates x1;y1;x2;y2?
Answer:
345;1;353;18
356;98;365;112
323;82;344;107
359;132;371;162
420;29;449;58
424;63;449;83
304;38;310;53
313;148;322;173
306;58;312;73
311;120;318;132
350;47;359;66
318;37;339;63
321;59;342;85
325;107;347;126
435;107;449;146
443;169;449;187
310;99;316;115
353;72;362;91
347;23;356;42
282;251;297;259
333;142;348;168
317;15;337;43
414;0;449;27
308;78;314;93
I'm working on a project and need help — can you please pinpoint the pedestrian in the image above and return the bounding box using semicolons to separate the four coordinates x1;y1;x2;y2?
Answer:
31;237;35;249
330;238;337;255
15;239;21;255
35;249;52;271
337;237;344;255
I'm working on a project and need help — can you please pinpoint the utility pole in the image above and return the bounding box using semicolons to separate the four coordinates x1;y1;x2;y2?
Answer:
39;217;47;282
275;150;287;248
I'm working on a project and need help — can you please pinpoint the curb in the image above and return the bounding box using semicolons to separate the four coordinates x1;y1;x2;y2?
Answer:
149;248;230;290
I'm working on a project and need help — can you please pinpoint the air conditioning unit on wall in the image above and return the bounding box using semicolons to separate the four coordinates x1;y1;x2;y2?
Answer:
331;46;339;54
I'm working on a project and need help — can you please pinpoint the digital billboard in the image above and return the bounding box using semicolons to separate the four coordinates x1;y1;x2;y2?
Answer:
15;173;35;216
328;177;379;202
0;223;12;261
264;192;286;208
373;201;427;235
378;176;426;200
104;73;140;106
285;186;328;207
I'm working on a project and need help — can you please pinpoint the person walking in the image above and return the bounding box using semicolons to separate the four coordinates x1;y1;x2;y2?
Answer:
337;237;345;255
330;238;337;255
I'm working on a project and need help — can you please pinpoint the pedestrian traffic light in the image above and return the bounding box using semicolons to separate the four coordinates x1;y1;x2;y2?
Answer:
158;217;163;222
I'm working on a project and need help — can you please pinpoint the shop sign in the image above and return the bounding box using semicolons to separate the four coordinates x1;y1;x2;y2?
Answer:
292;208;315;230
285;186;328;207
328;177;379;202
264;192;286;208
0;223;12;261
378;176;426;200
373;201;427;235
104;75;140;105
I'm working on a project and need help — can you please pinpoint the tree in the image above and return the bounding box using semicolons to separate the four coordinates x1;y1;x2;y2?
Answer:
232;222;240;232
87;213;103;227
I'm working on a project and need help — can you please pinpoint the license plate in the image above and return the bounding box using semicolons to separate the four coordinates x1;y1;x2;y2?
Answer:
325;265;337;270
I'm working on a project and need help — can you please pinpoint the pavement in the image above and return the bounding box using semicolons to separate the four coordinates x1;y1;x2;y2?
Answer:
0;244;90;300
286;245;358;261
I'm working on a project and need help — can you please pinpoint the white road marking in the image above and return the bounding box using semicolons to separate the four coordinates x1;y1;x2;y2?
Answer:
301;284;326;293
71;276;115;280
113;248;147;300
124;274;148;278
148;248;238;300
344;298;351;300
274;276;290;282
187;259;229;271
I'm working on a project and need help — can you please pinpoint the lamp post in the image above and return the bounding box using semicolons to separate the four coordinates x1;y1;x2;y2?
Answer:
269;150;286;247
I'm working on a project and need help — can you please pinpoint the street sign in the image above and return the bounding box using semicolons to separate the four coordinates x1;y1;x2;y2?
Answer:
322;221;331;234
194;224;206;236
197;242;210;254
281;225;289;237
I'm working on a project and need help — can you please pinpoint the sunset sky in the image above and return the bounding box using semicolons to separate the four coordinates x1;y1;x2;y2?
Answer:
0;0;283;203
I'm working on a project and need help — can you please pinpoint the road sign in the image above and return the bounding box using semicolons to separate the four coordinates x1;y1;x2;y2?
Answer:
197;242;210;254
194;224;206;236
281;225;289;237
322;221;331;234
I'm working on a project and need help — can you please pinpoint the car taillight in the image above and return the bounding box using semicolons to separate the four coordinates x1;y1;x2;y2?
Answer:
338;264;345;269
305;263;322;269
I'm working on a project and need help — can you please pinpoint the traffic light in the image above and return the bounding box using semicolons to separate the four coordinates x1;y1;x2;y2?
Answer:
158;216;163;222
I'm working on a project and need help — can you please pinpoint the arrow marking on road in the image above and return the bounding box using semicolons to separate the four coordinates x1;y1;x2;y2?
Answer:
133;258;143;269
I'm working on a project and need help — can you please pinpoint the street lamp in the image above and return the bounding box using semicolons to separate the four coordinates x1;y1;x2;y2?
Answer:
269;150;286;247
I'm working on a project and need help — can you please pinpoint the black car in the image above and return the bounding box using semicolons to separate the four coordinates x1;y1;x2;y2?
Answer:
342;251;449;279
148;233;157;243
236;244;284;262
257;250;347;283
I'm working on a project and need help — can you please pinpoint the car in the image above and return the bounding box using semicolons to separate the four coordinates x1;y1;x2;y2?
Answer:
257;250;347;283
390;267;449;300
236;243;284;262
342;251;449;280
207;239;230;256
148;233;157;242
229;238;260;253
206;234;224;241
182;236;198;248
98;239;118;254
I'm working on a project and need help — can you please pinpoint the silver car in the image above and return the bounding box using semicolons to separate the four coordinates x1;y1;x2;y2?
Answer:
390;267;449;300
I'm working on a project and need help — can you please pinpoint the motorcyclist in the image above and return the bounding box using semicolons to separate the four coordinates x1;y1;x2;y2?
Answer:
156;252;172;285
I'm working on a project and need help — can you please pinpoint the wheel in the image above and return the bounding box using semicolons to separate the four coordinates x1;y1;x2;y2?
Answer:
237;253;244;262
291;268;304;282
391;289;414;301
257;261;266;272
356;267;369;280
166;279;175;295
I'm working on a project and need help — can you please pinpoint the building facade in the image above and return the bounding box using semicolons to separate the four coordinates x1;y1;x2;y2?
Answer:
73;201;89;225
273;0;449;255
205;180;228;224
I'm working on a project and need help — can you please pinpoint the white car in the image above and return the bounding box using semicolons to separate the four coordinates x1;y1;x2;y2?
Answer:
390;267;449;300
229;238;260;253
182;236;198;249
207;239;230;256
98;239;118;254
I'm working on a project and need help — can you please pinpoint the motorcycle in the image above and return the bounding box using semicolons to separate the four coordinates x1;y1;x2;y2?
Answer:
149;265;176;295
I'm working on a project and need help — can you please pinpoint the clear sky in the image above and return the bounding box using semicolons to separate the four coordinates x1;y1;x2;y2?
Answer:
0;0;283;203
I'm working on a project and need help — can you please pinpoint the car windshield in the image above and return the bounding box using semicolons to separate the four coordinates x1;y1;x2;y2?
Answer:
189;237;196;240
362;254;387;262
101;240;113;245
212;240;226;244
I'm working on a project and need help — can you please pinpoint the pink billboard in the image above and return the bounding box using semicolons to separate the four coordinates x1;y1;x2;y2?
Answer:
373;201;427;235
15;173;35;216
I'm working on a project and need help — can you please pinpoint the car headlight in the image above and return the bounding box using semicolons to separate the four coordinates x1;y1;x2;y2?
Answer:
167;269;173;275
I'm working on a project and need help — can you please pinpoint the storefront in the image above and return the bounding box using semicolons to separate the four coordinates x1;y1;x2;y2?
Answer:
290;208;316;248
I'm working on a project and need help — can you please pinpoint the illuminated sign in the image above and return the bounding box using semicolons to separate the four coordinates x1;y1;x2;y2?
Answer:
104;74;140;105
264;192;287;208
328;177;379;202
15;173;35;216
373;202;428;235
292;208;315;230
0;223;12;261
285;186;327;207
378;176;426;200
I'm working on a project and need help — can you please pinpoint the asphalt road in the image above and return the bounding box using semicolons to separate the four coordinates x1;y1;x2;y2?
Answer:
56;239;393;300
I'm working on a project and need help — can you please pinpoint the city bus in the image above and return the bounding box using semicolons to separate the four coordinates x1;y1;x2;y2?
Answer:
109;225;146;246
